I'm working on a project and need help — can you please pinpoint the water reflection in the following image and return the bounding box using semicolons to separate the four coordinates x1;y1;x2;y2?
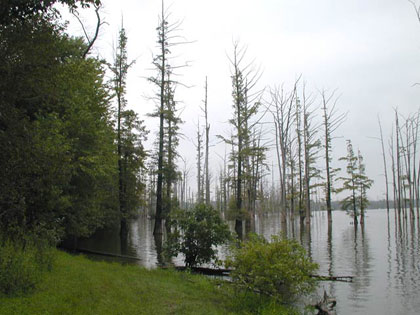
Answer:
76;209;420;315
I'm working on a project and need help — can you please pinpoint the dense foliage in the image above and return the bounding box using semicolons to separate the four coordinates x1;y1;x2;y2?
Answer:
0;0;100;25
0;0;146;244
0;14;119;239
226;234;318;302
166;204;231;267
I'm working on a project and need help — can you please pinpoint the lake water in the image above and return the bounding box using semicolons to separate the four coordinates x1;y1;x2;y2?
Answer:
77;209;420;315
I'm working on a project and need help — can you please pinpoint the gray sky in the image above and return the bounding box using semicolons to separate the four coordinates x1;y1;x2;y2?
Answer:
65;0;420;201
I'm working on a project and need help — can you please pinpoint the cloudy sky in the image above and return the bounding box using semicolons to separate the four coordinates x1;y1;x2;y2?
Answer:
64;0;420;200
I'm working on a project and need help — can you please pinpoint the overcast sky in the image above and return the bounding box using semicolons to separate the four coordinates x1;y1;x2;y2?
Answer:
64;0;420;201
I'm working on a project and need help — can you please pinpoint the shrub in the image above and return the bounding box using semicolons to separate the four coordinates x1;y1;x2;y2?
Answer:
226;234;318;302
0;233;56;295
166;203;231;267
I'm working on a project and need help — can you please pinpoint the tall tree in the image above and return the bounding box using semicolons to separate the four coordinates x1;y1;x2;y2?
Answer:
320;89;346;224
219;42;262;237
195;119;204;203
108;24;134;236
302;86;321;225
378;116;390;215
202;77;211;205
338;140;372;226
356;149;373;225
148;2;187;235
338;140;359;225
162;74;181;224
269;81;298;223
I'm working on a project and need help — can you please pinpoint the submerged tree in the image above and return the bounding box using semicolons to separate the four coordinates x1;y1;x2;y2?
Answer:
338;140;359;225
320;89;346;224
166;204;231;267
219;42;263;237
202;77;211;205
301;87;321;225
356;150;373;225
378;116;390;214
269;81;298;223
338;140;372;225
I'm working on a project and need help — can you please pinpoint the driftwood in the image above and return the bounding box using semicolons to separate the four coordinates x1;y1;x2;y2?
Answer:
172;266;353;283
310;274;353;282
173;266;232;276
313;290;337;315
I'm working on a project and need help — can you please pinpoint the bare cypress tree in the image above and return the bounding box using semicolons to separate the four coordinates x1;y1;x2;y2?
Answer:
302;86;321;225
378;116;390;214
269;81;298;222
389;129;399;218
295;97;305;223
195;119;203;203
320;89;346;224
395;110;403;216
413;111;420;216
202;77;211;205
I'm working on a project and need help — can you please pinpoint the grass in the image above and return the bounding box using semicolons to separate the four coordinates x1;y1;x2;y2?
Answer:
0;250;297;315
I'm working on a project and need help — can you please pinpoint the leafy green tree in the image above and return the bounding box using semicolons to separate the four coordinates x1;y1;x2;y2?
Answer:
166;204;231;267
119;110;148;231
108;25;147;236
0;0;100;25
226;234;318;302
162;77;181;225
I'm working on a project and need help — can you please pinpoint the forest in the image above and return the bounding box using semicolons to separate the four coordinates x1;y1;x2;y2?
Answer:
2;0;419;240
1;0;420;314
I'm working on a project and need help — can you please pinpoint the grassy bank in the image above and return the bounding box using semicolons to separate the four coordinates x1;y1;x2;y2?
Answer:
0;250;297;315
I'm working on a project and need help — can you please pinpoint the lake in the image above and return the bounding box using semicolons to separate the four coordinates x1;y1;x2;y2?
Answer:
76;209;420;315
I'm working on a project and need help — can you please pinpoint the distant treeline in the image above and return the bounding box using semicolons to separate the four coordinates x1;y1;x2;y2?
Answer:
329;200;393;211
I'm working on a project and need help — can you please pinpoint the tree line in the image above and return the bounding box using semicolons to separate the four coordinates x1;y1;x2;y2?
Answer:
0;0;146;243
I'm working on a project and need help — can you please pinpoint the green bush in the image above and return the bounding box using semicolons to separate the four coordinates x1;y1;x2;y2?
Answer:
0;234;55;295
226;234;318;302
166;203;231;267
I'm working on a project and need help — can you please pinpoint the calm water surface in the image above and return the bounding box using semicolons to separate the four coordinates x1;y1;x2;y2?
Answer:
78;209;420;315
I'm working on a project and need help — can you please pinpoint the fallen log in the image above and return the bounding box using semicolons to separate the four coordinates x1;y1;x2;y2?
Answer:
310;274;353;282
173;266;232;276
171;266;354;281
